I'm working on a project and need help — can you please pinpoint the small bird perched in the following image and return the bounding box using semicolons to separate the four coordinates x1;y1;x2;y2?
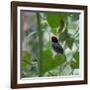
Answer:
51;36;63;54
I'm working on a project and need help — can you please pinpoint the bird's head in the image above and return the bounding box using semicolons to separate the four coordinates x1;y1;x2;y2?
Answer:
51;36;58;43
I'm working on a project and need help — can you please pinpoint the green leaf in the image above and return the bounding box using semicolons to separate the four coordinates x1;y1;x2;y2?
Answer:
21;52;31;77
21;62;28;68
66;37;74;49
54;54;66;65
70;60;79;69
70;52;79;69
74;52;79;61
41;49;53;74
47;13;68;28
41;49;66;75
22;52;31;68
51;28;57;35
58;20;65;33
59;30;74;49
59;30;69;42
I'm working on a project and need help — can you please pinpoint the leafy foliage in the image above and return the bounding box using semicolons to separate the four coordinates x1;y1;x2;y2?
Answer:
70;52;79;69
41;49;66;75
21;52;31;77
47;13;68;28
21;11;80;78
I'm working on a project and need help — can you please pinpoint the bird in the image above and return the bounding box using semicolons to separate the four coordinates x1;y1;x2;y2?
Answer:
51;36;63;54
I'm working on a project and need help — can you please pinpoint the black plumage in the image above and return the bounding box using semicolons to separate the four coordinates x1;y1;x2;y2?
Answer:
51;36;63;54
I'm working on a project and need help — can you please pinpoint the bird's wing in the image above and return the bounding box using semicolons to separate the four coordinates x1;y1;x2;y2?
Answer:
55;43;62;48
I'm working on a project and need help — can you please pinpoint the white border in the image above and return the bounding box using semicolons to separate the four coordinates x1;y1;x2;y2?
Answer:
17;6;84;84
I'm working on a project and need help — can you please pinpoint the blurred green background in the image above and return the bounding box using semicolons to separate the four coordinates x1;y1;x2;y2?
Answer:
20;11;80;78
